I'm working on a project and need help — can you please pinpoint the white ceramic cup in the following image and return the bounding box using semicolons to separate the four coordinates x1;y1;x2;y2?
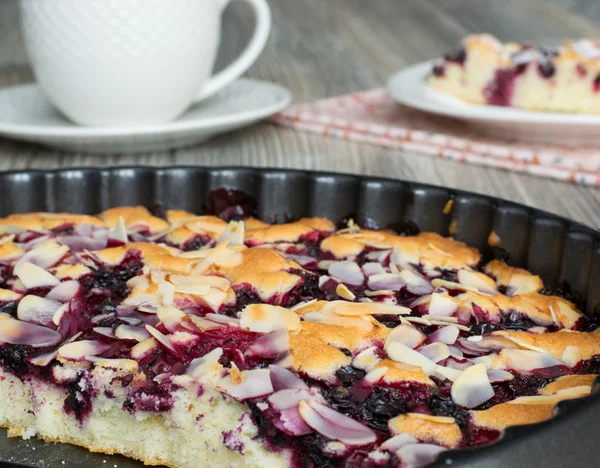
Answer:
18;0;271;127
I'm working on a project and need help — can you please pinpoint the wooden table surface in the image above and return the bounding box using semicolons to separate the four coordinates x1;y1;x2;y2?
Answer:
1;0;600;227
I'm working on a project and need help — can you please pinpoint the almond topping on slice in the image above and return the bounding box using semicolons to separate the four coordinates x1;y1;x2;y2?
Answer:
108;216;128;243
336;283;356;301
17;295;62;325
451;363;494;408
385;325;426;349
218;220;245;245
16;262;60;289
115;324;151;342
58;340;111;361
457;270;497;295
229;363;246;384
0;317;62;347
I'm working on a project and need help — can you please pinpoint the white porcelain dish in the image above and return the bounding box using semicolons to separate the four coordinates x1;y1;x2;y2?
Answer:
0;78;291;153
388;61;600;145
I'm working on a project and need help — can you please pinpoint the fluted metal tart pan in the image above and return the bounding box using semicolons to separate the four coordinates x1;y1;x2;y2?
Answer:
0;166;598;468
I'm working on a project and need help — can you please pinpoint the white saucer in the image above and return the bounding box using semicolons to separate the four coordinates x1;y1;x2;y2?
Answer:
388;61;600;145
0;78;291;153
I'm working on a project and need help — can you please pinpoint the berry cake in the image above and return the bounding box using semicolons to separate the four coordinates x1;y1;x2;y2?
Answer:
428;34;600;113
0;190;599;468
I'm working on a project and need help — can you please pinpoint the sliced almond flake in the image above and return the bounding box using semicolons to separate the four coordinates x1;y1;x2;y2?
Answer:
435;365;463;382
389;263;400;274
173;283;211;296
421;315;459;323
17;295;62;324
549;305;559;327
194;288;228;312
493;331;550;354
451;363;494;408
178;249;211;259
115;324;151;342
386;341;438;375
218;220;245;246
317;260;336;270
561;345;581;367
168;274;231;290
28;349;59;367
363;366;388;384
127;275;150;289
137;305;158;314
404;316;433;326
186;347;224;380
145;324;181;358
359;297;374;303
15;262;60;289
336;283;356;301
93;327;116;339
298;400;377;446
431;279;481;294
457;269;497;295
188;315;224;330
150;269;168;284
352;346;381;371
58;340;110;361
0;234;15;245
427;242;452;256
418;342;450;363
205;313;240;326
355;240;393;250
129;337;158;360
108;216;129;243
290;299;318;312
429;321;470;330
409;294;433;308
216;368;274;400
385;324;426;349
0;225;29;235
364;289;395;297
52;303;69;326
158;282;175;306
190;241;231;275
556;301;582;325
500;348;563;371
146;216;203;241
123;293;162;308
15;243;70;271
80;249;101;268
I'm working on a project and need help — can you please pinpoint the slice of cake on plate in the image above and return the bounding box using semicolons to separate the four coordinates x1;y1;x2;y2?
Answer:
428;34;600;113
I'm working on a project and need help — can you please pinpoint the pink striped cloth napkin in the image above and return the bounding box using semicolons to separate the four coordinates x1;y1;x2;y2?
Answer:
271;89;600;186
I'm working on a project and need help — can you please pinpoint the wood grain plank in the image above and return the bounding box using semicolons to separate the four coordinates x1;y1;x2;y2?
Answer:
0;0;599;230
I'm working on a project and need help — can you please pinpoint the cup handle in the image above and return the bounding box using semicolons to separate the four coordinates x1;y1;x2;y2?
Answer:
194;0;271;102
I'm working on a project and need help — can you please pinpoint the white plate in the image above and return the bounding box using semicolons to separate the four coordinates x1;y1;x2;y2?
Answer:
0;78;291;153
388;61;600;145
